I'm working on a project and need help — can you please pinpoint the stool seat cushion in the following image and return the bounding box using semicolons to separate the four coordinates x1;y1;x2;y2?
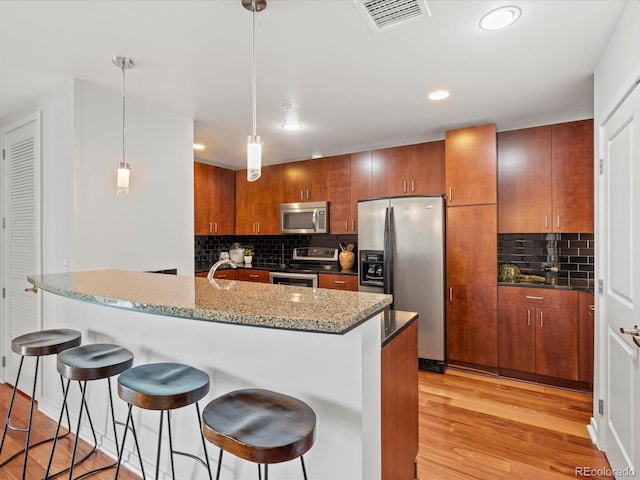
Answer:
57;344;134;381
117;362;210;411
11;329;81;356
202;389;316;464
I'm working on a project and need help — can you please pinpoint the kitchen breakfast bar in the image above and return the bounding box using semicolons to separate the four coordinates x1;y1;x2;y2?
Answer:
27;270;402;480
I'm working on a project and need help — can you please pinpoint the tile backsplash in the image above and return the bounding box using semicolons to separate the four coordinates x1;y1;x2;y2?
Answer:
195;234;358;272
498;233;595;288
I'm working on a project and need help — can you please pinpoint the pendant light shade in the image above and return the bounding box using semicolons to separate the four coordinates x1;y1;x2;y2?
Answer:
243;0;266;182
247;135;262;182
113;56;134;196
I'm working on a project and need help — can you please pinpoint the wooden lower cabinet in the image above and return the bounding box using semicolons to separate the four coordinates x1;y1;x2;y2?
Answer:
237;269;269;283
318;273;358;291
447;285;497;369
195;270;237;280
578;291;595;386
498;287;579;382
382;320;418;480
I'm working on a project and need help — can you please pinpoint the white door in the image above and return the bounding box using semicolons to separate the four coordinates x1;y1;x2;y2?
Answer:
600;83;640;476
1;112;42;393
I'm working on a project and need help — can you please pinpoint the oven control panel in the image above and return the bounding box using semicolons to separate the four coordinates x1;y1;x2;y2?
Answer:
293;247;339;261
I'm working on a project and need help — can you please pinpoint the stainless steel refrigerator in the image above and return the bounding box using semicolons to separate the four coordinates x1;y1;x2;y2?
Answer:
358;195;446;372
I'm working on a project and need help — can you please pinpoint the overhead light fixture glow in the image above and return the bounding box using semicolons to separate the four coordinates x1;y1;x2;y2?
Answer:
282;122;302;131
112;56;134;196
428;90;450;101
479;5;521;31
243;0;266;182
193;143;205;150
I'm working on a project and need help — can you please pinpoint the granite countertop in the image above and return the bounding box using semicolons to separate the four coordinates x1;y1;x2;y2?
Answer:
28;270;391;335
195;261;358;276
497;281;592;292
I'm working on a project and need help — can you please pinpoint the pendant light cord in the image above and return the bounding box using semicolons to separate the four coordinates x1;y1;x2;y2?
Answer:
251;0;257;137
121;63;126;165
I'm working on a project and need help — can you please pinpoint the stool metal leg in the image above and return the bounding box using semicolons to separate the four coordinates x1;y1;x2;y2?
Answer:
195;403;213;480
114;403;147;480
166;411;176;480
300;456;308;480
0;356;25;463
155;410;164;480
215;449;223;480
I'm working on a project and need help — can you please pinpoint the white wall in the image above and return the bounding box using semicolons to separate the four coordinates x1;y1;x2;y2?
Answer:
592;0;640;443
72;80;194;274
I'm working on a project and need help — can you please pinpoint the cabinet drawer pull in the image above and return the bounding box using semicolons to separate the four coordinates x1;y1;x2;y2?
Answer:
525;295;544;300
249;274;259;278
334;281;346;285
527;310;531;327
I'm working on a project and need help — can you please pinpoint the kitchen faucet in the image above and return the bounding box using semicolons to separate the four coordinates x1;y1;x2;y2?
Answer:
207;259;238;281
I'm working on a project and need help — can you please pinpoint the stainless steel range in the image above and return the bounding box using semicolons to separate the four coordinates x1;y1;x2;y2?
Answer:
269;247;339;288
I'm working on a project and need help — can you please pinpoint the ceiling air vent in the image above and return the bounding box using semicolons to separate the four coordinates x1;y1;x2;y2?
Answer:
354;0;431;34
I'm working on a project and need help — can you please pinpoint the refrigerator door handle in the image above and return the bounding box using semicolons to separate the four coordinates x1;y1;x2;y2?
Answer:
383;206;394;298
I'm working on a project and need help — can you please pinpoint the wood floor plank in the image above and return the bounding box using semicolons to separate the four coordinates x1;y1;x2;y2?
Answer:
419;368;613;480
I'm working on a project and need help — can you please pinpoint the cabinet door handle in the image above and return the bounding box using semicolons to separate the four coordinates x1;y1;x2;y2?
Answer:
252;222;256;233
589;304;595;311
525;295;544;300
352;220;356;231
527;309;531;327
411;180;415;192
345;220;349;231
544;215;548;229
449;287;453;302
403;180;407;193
306;189;310;200
557;214;561;229
540;311;544;327
214;222;218;233
448;187;452;203
300;190;304;200
257;223;261;233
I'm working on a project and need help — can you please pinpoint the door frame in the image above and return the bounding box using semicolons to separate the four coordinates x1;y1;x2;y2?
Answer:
1;111;43;388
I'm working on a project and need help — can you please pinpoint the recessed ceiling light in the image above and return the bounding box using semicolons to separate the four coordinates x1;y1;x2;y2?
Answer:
428;90;450;101
193;143;205;150
479;6;521;31
282;122;302;131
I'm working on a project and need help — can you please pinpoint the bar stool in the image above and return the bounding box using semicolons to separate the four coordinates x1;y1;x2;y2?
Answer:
0;328;81;480
44;343;139;480
201;389;316;480
114;362;213;480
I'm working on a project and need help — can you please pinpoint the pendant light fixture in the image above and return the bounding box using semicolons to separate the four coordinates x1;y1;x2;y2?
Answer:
243;0;266;182
113;56;135;196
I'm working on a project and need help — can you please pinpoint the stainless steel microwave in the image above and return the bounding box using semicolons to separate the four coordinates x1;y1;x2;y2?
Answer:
280;201;329;234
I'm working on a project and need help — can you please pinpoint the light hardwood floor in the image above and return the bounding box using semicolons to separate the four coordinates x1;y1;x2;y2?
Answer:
419;368;613;480
1;370;613;479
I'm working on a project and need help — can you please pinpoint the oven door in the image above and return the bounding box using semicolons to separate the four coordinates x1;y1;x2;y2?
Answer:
269;272;318;288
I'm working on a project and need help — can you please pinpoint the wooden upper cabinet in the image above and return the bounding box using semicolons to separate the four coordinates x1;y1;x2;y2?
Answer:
372;146;410;197
350;151;373;232
283;158;330;203
328;154;354;234
194;162;235;235
498;119;594;233
372;141;445;197
235;165;283;235
445;123;497;206
498;126;553;233
409;141;445;195
551;119;594;233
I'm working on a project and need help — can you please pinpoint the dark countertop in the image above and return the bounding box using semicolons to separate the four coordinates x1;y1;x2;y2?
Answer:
497;281;593;293
381;310;418;347
195;261;357;276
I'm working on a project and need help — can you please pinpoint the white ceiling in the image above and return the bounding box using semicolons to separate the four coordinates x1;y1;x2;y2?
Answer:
0;0;626;170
